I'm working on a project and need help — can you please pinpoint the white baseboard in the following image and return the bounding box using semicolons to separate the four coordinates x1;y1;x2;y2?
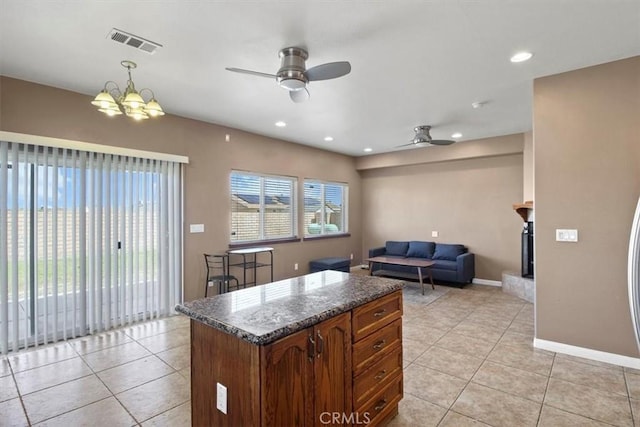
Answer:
472;278;502;287
534;338;640;369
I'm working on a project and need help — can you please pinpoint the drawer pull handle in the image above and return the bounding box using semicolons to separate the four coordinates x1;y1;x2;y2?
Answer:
373;339;386;350
374;369;387;380
373;309;387;317
374;399;387;411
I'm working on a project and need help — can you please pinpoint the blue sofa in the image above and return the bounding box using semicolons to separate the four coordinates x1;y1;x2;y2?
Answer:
369;240;475;287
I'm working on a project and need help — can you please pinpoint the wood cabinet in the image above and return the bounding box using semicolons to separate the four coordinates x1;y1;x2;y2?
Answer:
352;291;403;426
190;290;402;427
261;312;352;427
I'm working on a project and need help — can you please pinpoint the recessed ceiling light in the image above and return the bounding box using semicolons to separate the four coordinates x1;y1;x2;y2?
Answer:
510;51;533;63
472;101;486;109
275;121;286;127
363;148;373;153
324;136;334;142
451;133;463;138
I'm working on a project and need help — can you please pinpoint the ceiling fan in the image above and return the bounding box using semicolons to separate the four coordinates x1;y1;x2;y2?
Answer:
225;47;351;103
397;125;455;148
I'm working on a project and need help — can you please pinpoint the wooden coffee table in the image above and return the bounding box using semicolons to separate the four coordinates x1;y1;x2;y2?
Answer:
366;256;436;295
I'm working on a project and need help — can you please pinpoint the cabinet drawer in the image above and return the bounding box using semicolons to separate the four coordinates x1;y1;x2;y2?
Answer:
353;344;402;409
353;318;402;376
352;291;402;342
356;373;403;426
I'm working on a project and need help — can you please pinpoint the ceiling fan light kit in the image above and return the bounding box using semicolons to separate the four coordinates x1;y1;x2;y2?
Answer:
91;60;164;120
226;46;351;103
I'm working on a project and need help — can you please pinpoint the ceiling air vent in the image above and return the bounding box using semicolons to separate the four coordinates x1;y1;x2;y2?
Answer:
107;28;162;55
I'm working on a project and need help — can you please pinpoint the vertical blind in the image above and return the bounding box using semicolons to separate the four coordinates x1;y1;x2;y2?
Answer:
230;171;296;243
0;140;183;354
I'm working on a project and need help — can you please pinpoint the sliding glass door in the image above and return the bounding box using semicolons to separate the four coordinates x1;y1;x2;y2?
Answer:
0;141;182;354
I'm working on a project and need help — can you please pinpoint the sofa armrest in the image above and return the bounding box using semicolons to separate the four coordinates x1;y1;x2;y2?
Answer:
457;252;475;283
368;246;386;257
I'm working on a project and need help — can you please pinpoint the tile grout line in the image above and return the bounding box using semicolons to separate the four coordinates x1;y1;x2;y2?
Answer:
624;371;636;426
10;317;188;426
9;342;86;426
404;290;488;425
447;292;523;413
436;291;502;426
423;290;546;425
23;337;124;426
79;324;185;426
8;355;33;427
410;291;497;424
534;350;556;426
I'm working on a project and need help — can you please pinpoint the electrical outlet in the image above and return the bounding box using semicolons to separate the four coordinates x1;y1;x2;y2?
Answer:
294;263;298;270
431;231;439;237
217;383;227;414
350;253;354;260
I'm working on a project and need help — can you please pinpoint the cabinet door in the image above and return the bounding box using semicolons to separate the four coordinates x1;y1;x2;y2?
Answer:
314;312;352;427
261;327;314;427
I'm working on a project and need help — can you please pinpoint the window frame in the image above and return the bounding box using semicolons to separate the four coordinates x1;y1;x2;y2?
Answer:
303;179;349;239
230;170;298;245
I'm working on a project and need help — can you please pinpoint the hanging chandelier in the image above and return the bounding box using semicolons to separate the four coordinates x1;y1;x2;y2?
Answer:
91;60;164;120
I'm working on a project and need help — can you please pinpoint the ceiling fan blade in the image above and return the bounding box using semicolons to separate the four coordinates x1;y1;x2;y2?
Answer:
430;139;455;146
305;61;351;81
289;88;310;103
225;67;277;79
395;141;430;148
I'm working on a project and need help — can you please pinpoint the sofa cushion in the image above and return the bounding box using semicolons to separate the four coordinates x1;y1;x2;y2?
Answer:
432;243;466;261
385;241;409;256
406;241;435;259
431;260;457;271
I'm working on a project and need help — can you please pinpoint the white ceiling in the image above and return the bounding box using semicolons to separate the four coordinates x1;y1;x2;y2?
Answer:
1;1;639;156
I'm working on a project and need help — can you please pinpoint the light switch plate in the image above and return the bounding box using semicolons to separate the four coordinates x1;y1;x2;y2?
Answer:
217;382;227;414
556;229;578;242
190;224;204;233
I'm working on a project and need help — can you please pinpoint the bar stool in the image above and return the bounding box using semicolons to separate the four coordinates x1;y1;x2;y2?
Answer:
204;253;239;297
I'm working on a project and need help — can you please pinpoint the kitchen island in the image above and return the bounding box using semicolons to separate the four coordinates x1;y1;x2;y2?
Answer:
176;270;405;427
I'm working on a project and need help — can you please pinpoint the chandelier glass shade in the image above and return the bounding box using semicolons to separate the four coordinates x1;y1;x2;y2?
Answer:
91;60;164;120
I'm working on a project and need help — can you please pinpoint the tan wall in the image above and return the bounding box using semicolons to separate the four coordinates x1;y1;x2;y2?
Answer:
360;151;524;281
523;131;534;202
0;77;362;302
534;56;640;356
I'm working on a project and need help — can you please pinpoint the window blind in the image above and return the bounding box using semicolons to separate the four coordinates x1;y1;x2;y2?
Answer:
303;180;348;236
230;171;296;243
0;140;183;354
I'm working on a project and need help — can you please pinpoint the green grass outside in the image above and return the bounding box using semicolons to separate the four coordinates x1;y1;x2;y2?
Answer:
6;250;158;299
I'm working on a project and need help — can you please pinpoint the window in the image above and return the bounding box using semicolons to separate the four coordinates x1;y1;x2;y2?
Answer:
0;140;183;354
230;171;297;243
304;180;348;237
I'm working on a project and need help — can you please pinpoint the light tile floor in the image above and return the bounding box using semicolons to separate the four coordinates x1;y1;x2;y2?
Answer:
1;283;638;426
1;315;191;427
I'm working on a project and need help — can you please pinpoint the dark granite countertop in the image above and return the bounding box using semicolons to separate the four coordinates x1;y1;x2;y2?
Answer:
175;271;404;345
